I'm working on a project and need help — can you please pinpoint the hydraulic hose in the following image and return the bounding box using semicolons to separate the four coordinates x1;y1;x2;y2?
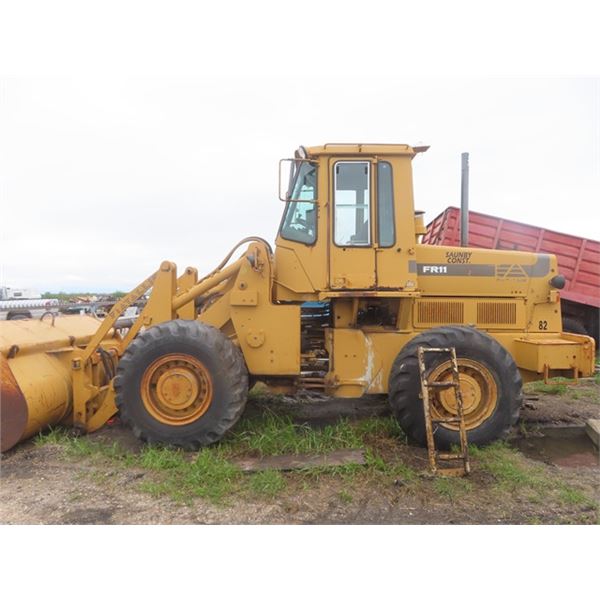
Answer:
197;237;273;285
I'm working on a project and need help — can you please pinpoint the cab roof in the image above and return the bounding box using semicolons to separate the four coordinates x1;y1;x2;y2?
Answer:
303;143;429;157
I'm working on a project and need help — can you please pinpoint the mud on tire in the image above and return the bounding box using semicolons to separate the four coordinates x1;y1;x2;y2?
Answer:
114;319;248;448
388;326;522;448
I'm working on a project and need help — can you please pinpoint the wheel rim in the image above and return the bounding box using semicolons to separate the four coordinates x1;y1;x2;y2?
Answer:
428;358;498;430
141;353;213;426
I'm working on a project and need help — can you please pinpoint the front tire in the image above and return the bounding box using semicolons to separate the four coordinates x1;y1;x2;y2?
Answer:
388;326;522;448
114;320;248;448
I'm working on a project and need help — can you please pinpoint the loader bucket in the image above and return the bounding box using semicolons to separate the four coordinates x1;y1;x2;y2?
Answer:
0;315;103;452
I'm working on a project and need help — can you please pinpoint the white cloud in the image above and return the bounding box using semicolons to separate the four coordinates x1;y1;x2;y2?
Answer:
1;77;598;291
1;0;599;293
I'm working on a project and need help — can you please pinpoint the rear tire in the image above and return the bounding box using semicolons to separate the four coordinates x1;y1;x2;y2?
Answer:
388;326;522;448
114;319;248;448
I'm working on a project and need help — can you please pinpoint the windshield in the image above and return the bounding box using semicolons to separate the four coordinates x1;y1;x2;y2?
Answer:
286;160;317;201
279;159;318;244
280;201;317;245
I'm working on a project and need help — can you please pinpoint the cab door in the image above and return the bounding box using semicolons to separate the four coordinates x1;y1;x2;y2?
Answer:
329;159;376;289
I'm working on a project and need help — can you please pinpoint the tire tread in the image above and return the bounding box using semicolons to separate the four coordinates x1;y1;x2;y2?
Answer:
114;320;248;448
388;326;522;448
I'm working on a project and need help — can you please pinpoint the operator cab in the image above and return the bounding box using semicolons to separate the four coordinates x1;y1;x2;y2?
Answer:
274;143;426;300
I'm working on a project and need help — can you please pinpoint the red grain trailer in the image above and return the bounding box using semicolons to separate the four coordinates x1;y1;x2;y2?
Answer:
423;206;600;342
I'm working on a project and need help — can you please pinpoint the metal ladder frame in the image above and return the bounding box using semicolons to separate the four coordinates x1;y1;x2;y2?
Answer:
418;346;470;477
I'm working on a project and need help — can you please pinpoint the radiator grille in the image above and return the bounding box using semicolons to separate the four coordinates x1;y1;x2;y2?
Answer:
477;302;517;325
417;301;464;324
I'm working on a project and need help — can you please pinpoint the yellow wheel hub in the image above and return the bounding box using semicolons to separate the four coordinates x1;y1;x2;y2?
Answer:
141;353;213;426
428;358;498;430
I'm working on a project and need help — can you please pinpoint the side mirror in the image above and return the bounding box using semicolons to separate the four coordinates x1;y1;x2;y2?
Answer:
279;159;318;202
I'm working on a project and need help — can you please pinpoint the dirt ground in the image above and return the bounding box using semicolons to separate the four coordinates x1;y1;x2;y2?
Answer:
1;380;599;525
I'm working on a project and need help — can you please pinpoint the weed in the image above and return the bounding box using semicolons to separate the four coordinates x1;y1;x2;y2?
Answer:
577;386;600;403
101;442;136;464
35;427;72;446
557;485;593;507
433;477;472;500
138;449;242;503
64;437;98;457
391;461;419;483
247;470;286;497
353;416;405;440
247;383;268;401
139;480;185;501
361;448;418;485
139;446;187;470
87;469;111;484
527;516;543;525
297;462;365;484
180;450;241;502
469;442;546;491
517;420;542;437
35;428;135;464
531;380;568;395
364;448;388;472
338;490;353;504
470;441;596;509
228;411;363;457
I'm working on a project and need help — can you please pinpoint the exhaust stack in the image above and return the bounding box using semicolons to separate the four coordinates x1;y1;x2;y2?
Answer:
460;152;469;247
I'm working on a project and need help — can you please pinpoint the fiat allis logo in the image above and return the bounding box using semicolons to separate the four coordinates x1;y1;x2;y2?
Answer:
496;264;528;279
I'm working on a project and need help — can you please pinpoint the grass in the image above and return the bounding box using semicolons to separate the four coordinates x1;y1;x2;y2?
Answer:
139;447;241;503
469;441;596;508
362;447;418;482
353;417;404;439
529;380;569;395
34;406;597;518
470;442;549;493
434;477;473;500
36;429;241;503
525;375;600;404
139;446;187;470
557;485;589;506
34;414;410;505
35;428;136;464
247;470;286;497
225;411;364;457
338;490;353;504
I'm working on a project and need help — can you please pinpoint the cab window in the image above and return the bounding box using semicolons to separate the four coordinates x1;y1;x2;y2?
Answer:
280;201;317;245
377;161;395;247
334;161;370;246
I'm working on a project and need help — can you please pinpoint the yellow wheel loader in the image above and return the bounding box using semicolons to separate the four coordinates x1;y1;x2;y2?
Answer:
1;144;595;452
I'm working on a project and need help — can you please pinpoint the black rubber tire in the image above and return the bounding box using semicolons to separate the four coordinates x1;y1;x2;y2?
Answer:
114;319;248;448
7;312;30;320
562;316;588;336
388;326;522;448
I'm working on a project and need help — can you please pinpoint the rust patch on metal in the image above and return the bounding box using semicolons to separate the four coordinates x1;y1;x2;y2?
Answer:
1;356;28;452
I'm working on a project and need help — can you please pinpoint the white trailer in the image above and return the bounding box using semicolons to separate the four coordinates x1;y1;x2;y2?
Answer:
0;287;59;320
